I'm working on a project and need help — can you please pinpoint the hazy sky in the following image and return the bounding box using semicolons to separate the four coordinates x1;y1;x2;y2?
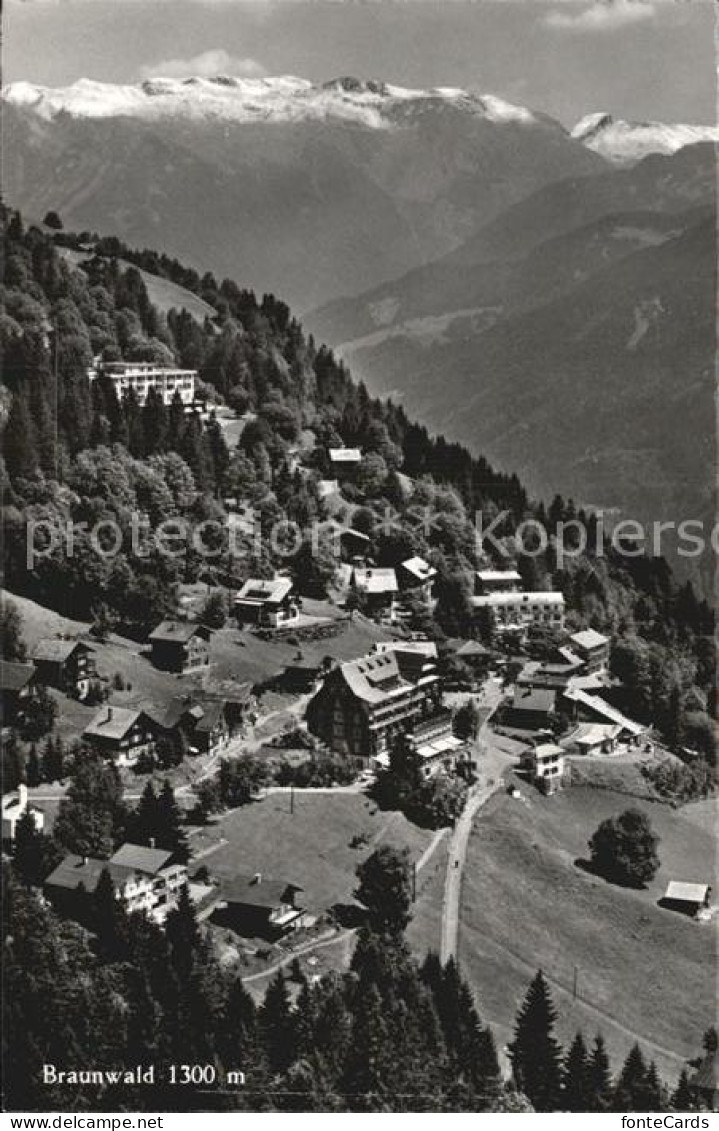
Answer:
4;0;716;127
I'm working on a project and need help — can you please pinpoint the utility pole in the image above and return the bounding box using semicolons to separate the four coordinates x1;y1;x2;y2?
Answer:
290;782;295;815
412;861;417;902
572;964;578;1001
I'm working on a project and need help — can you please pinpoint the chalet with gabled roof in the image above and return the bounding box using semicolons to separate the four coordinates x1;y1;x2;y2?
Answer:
148;695;231;755
351;566;398;622
506;686;557;731
82;704;156;766
32;638;95;698
44;842;188;924
214;872;305;939
306;644;443;764
400;556;437;606
148;620;211;673
234;577;299;628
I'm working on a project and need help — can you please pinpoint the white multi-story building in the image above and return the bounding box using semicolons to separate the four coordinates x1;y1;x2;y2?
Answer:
88;360;197;406
471;589;565;632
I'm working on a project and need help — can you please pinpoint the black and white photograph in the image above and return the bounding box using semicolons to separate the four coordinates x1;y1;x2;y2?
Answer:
1;0;717;1118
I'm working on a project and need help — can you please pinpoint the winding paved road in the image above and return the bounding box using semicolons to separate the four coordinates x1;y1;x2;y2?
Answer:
439;683;511;965
439;776;502;964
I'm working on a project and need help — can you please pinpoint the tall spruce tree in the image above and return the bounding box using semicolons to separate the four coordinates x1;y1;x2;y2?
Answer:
133;781;159;844
342;981;392;1109
13;811;61;888
1;601;28;662
93;867;129;962
509;970;563;1111
54;754;126;858
26;745;41;787
455;981;501;1100
155;780;189;862
588;1034;614;1112
613;1043;654;1112
563;1031;591;1112
259;971;296;1076
644;1061;665;1111
355;846;412;936
671;1069;695;1112
141;387;169;455
166;884;201;982
220;976;265;1080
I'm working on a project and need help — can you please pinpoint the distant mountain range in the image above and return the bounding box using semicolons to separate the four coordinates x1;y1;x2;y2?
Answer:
2;75;610;311
571;112;718;164
4;75;715;589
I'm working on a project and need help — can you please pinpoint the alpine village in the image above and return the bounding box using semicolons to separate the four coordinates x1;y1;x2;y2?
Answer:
1;210;716;1114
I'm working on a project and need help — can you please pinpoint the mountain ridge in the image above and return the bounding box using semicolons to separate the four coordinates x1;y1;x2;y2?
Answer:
572;111;719;164
2;77;604;311
7;75;716;165
4;75;550;129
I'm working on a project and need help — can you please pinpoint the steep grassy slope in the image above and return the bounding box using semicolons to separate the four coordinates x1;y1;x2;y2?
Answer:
58;247;216;323
460;787;716;1086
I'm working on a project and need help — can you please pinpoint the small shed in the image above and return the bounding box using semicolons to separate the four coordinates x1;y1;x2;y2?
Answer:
662;881;712;917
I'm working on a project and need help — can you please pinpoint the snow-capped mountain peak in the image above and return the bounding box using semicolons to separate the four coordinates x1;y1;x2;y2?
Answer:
572;111;718;164
3;75;540;129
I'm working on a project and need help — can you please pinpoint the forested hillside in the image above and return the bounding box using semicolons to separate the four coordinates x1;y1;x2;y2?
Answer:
1;210;713;737
306;144;716;599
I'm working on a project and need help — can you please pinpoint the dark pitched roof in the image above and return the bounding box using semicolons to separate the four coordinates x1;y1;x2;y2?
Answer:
220;873;302;909
203;681;253;705
1;661;35;692
511;687;556;713
690;1052;719;1093
83;704;149;742
317;519;371;544
149;620;209;644
340;651;407;704
455;640;489;658
194;700;226;732
110;843;175;874
144;699;188;731
45;855;133;894
146;696;226;733
33;638;89;663
45;843;177;893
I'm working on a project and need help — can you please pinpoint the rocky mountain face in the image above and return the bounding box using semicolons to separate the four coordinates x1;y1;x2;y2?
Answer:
3;76;605;311
571;112;718;164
